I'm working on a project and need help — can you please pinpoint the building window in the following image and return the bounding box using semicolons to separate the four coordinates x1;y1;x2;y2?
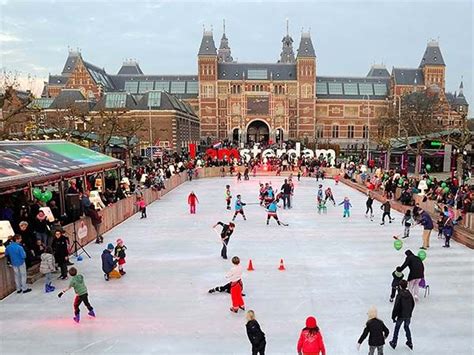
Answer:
362;125;368;139
437;117;443;126
316;125;324;139
201;84;215;98
274;85;285;95
301;84;313;98
231;84;241;94
332;125;339;138
347;125;355;138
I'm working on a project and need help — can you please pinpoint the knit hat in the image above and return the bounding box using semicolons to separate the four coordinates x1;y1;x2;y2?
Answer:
306;316;317;329
116;238;123;245
107;243;114;250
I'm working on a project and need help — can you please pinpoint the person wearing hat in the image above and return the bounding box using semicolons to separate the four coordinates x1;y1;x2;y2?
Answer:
213;221;235;260
101;243;117;281
297;316;326;355
114;239;127;275
357;306;390;354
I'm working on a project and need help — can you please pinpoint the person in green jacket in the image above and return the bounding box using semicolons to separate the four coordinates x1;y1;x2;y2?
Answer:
58;267;95;323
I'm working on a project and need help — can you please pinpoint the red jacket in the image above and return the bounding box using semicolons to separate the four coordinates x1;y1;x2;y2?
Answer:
297;329;326;355
188;194;198;205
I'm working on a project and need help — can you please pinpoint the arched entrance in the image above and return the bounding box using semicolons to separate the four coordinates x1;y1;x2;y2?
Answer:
275;128;284;144
232;128;239;143
247;120;270;145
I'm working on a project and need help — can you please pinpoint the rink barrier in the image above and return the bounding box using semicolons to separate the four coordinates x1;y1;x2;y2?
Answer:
343;173;474;249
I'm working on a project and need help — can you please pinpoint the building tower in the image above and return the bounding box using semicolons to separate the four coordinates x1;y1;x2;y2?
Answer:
217;20;233;63
279;20;295;63
419;39;446;91
454;79;469;113
197;28;219;140
296;31;316;142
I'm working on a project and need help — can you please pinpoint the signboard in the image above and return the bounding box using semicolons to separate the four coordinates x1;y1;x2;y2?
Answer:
39;207;55;222
77;221;88;239
0;220;14;243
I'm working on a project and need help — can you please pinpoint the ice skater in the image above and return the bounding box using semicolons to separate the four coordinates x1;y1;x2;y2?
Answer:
317;184;324;205
213;221;235;260
136;196;147;218
57;267;95;323
357;306;390;355
365;191;374;220
225;185;232;210
187;191;199;214
244;167;250;180
233;194;247;221
264;185;275;206
380;200;394;225
339;197;352;218
39;246;56;293
401;210;412;238
208;282;245;296
226;256;245;313
266;199;287;226
101;243;118;281
390;266;404;302
246;310;266;355
237;171;242;182
389;280;415;350
114;238;127;275
324;187;336;206
259;183;266;206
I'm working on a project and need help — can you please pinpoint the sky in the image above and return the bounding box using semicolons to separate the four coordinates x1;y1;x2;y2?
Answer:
0;0;472;111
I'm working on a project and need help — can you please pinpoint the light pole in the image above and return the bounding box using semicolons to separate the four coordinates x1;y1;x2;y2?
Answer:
148;104;153;150
393;95;401;136
363;94;370;164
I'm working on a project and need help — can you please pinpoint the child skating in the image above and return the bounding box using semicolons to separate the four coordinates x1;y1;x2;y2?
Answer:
339;197;352;218
39;246;56;293
187;191;199;214
136;196;147;218
114;239;127;275
317;184;324;206
380;200;394;225
357;306;390;355
57;267;95;323
237;171;242;182
232;194;247;221
266;199;287;226
366;191;374;220
401;210;412;238
390;266;404;302
324;187;336;206
226;256;245;313
225;185;232;210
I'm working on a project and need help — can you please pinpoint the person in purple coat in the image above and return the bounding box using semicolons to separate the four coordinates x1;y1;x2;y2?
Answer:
338;197;352;218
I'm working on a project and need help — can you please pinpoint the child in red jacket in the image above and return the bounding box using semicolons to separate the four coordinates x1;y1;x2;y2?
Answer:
297;316;326;355
188;191;199;214
136;197;147;218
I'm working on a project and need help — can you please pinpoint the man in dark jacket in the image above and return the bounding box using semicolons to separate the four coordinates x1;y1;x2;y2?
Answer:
213;221;235;260
101;243;117;281
419;209;433;249
380;200;393;225
400;250;424;301
51;230;70;279
280;179;292;209
389;280;415;350
246;310;266;355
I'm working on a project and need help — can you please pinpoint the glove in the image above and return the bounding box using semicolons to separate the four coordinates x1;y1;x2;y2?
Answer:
356;343;361;351
392;318;396;323
58;291;64;298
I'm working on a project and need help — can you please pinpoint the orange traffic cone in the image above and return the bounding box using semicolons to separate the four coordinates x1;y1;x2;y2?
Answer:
247;259;255;271
278;259;286;271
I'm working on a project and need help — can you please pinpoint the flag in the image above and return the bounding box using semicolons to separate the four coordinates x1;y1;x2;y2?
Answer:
212;141;222;149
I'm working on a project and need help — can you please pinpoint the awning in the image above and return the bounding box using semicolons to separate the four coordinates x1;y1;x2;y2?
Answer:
0;140;123;190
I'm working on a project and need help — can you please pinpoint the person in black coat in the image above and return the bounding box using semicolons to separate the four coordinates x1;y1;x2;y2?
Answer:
357;306;389;355
101;243;117;281
245;310;266;355
399;249;424;300
389;280;415;350
51;229;69;279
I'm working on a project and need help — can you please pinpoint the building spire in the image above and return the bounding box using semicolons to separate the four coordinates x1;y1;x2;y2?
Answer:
223;19;226;36
279;19;295;63
217;19;233;63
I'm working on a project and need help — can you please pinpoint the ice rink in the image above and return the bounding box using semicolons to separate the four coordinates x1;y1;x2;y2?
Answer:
1;176;473;354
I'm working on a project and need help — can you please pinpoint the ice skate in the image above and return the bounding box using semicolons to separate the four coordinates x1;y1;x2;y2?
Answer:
88;310;96;318
406;341;413;350
73;314;80;323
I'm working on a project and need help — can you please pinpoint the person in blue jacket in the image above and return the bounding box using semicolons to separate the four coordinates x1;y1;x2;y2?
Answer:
101;243;117;281
266;199;281;225
5;235;31;294
339;197;352;218
419;209;433;250
232;195;247;221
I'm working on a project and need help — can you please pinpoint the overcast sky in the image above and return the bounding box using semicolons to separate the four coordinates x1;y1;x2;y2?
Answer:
1;0;472;111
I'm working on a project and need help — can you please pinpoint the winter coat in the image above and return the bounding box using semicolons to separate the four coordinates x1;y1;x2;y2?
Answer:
4;242;26;267
246;319;266;347
217;222;234;239
400;251;424;281
40;253;56;274
358;318;389;346
297;329;326;355
33;217;49;234
101;249;117;274
115;245;127;259
420;211;434;230
235;199;245;211
281;183;292;194
392;289;415;320
381;202;391;213
339;199;352;209
267;201;278;213
226;264;243;283
188;194;198;205
52;235;69;260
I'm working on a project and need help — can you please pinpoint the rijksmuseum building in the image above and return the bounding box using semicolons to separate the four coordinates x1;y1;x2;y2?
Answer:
41;24;468;153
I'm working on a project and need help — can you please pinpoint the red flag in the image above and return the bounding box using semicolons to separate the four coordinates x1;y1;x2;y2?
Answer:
189;143;196;159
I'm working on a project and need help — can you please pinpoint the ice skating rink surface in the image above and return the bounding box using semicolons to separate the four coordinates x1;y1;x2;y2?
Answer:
1;177;473;354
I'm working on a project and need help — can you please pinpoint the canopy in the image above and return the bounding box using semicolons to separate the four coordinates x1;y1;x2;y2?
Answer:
0;140;122;190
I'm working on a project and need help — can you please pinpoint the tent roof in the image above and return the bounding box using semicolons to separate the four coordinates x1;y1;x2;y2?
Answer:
0;140;122;190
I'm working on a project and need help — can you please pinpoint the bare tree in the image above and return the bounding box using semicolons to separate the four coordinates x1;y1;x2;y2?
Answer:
373;103;400;170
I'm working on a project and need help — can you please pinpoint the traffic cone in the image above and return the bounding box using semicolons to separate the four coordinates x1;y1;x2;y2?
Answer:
247;259;255;271
278;259;286;271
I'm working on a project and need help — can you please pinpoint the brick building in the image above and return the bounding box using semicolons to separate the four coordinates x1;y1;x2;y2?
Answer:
41;26;468;153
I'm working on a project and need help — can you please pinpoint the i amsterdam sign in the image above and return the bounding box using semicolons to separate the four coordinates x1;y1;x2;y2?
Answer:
206;143;336;165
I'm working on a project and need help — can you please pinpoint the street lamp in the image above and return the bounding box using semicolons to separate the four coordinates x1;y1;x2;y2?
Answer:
363;94;370;164
148;104;153;149
393;95;401;136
